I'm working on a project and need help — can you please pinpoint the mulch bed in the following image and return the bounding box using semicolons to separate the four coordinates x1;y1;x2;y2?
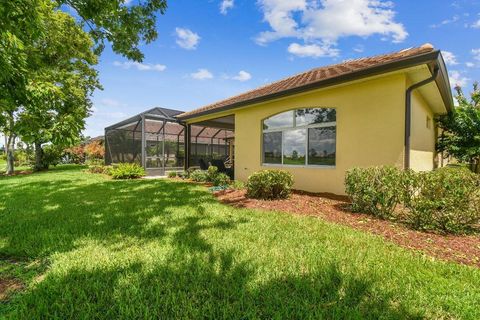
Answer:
214;189;480;268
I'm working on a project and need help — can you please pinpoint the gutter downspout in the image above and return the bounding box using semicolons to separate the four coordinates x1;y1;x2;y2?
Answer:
404;67;439;170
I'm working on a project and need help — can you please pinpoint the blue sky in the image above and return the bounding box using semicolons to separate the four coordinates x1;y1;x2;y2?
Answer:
82;0;480;137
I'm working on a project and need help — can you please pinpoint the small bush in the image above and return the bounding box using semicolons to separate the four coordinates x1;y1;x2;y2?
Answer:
212;172;230;186
207;166;218;182
231;180;245;190
84;140;104;160
190;170;208;182
41;144;63;168
178;171;189;179
168;171;177;178
246;169;294;200
109;163;145;179
64;145;85;164
345;166;403;218
403;167;480;233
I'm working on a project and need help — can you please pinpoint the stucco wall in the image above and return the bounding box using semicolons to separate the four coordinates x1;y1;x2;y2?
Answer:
189;74;408;195
410;90;437;171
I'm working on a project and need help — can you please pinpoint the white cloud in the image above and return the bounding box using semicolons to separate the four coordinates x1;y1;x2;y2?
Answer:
471;19;480;28
287;42;339;58
466;62;475;68
220;0;234;15
472;48;480;61
113;61;166;72
190;68;214;80
255;0;407;55
449;70;469;88
231;70;252;81
442;51;458;66
175;27;200;50
430;15;459;28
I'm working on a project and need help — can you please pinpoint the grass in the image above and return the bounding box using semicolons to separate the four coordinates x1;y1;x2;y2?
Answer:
0;165;479;319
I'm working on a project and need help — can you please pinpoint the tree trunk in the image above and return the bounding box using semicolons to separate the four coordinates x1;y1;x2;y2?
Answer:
5;134;15;175
34;141;44;171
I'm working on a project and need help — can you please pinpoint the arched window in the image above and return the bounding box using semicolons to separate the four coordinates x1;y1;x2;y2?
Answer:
262;108;336;167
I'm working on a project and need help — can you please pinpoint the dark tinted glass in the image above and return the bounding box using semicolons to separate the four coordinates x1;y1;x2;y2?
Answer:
263;132;282;164
308;127;336;166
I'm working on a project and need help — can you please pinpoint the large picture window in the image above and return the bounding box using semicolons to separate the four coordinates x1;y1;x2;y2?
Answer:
262;108;336;167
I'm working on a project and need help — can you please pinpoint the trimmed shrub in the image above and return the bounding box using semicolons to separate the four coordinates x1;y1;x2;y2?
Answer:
345;166;480;234
168;171;177;178
109;163;145;179
345;166;404;218
190;169;208;182
212;172;230;186
403;167;480;234
246;169;294;200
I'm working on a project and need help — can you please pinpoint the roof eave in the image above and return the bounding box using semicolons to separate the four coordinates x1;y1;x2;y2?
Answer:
178;50;453;120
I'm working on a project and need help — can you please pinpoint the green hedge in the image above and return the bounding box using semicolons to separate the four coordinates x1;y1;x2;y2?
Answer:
345;166;480;234
403;167;480;233
246;169;294;200
344;166;403;219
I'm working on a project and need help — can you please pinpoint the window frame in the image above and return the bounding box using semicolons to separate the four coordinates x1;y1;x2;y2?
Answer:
261;108;337;168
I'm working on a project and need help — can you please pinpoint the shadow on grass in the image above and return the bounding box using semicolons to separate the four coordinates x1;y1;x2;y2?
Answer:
10;251;421;319
0;168;423;318
0;173;223;259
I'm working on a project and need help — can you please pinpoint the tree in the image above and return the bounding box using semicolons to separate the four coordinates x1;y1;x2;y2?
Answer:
0;0;167;173
17;5;100;171
437;83;480;173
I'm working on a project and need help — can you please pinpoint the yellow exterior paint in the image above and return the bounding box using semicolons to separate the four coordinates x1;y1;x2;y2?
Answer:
187;72;444;195
410;90;437;171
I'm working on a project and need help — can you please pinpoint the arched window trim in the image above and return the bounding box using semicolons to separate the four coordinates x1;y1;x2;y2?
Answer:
261;107;337;168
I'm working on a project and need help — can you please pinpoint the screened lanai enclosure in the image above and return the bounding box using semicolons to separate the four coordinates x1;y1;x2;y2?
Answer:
105;107;234;176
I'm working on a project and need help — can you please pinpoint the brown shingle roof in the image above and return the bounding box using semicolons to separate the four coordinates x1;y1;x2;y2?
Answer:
178;44;438;119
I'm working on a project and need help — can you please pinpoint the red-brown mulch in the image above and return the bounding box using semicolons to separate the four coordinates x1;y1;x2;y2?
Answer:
214;189;480;268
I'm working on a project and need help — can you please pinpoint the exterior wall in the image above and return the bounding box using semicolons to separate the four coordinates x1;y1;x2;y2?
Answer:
188;74;407;195
410;91;437;171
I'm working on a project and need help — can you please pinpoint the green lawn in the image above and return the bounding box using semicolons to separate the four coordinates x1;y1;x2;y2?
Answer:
0;166;479;319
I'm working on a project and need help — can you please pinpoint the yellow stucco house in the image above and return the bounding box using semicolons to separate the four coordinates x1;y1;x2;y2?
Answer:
105;44;453;195
176;44;453;195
